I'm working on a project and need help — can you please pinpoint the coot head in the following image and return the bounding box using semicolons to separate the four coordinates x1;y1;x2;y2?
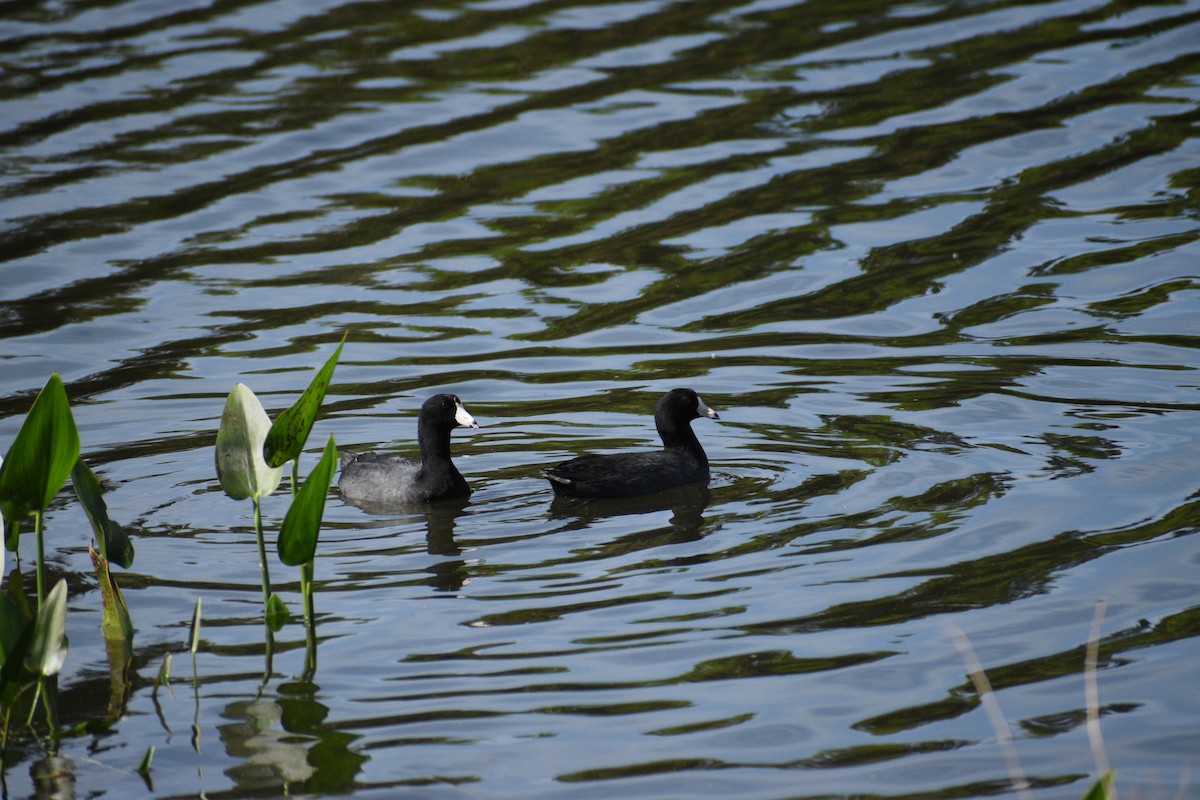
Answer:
422;393;479;431
658;387;719;423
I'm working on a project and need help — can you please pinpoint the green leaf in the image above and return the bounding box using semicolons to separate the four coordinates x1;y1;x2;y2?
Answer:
265;593;289;631
90;543;133;642
215;383;283;501
137;745;155;775
25;578;68;677
0;592;30;672
155;653;172;687
0;462;5;574
188;597;202;655
264;334;345;469
278;436;337;567
1081;770;1115;800
0;374;80;532
72;459;135;569
0;613;33;706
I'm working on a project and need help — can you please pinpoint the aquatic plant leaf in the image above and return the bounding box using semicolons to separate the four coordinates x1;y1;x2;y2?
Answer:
25;578;68;677
138;745;155;775
72;459;135;568
90;543;133;642
215;383;283;501
153;653;172;693
1081;771;1115;800
0;591;29;669
0;374;80;533
0;597;33;705
264;334;345;469
265;593;289;631
189;597;202;654
278;435;337;567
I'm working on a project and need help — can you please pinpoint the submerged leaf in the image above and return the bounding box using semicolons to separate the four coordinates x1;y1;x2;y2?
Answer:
0;374;80;532
25;578;68;677
73;459;135;568
264;334;345;469
278;436;337;567
215;383;283;501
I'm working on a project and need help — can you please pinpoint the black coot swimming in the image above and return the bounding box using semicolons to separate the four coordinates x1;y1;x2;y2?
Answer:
544;388;719;499
339;393;477;506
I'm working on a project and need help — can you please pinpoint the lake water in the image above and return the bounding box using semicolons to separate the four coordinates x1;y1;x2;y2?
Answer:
2;0;1200;797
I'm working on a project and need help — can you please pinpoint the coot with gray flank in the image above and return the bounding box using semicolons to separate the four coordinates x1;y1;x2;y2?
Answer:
339;394;477;506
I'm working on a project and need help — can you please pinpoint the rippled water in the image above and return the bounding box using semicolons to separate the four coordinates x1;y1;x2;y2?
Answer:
2;0;1200;797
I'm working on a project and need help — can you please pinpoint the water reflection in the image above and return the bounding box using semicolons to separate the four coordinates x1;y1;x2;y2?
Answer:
219;682;368;796
220;699;315;791
29;755;75;800
339;495;473;591
548;482;712;550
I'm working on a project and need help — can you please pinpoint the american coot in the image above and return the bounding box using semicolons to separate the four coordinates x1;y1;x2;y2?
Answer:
339;394;478;506
544;388;719;499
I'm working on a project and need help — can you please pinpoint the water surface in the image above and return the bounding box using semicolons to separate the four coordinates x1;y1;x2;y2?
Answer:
2;0;1200;798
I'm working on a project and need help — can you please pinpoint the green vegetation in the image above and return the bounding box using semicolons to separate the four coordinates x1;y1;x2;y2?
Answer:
0;338;344;777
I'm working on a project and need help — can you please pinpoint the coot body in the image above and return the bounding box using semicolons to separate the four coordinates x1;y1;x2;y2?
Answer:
339;394;477;506
545;388;719;499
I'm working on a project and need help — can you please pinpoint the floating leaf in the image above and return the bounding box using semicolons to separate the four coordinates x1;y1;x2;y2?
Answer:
278;436;337;567
265;593;289;632
25;578;68;677
73;459;135;569
215;384;283;501
264;334;345;469
0;374;80;535
90;543;133;642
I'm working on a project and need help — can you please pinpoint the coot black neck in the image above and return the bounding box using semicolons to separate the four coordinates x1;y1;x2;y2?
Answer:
418;418;455;465
657;414;707;465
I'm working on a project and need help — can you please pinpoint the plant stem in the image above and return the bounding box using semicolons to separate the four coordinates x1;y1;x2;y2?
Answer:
41;678;58;749
257;628;275;698
302;560;317;680
303;625;317;682
26;681;42;728
1;704;11;771
252;496;271;606
34;511;45;607
300;561;315;629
